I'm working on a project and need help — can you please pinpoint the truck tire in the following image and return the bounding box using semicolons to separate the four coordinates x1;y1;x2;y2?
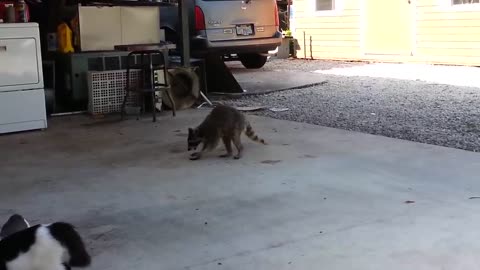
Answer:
238;53;268;69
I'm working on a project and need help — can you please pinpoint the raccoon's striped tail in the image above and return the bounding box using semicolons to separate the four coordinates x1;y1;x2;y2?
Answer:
245;123;267;145
48;222;91;267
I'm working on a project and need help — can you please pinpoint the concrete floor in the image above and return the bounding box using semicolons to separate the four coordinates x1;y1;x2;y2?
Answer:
1;109;480;270
232;69;326;95
316;63;480;88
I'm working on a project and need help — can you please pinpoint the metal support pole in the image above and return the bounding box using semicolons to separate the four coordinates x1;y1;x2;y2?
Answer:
179;0;191;67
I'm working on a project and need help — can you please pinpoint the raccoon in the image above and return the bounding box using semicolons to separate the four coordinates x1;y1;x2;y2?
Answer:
188;105;266;160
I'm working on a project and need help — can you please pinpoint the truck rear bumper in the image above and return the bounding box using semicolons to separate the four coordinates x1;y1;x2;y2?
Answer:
191;31;282;55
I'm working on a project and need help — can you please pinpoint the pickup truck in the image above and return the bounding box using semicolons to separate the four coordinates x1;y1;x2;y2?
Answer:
160;0;282;69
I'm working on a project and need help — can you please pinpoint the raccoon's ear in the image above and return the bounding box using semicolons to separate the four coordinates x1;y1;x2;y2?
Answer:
188;128;193;134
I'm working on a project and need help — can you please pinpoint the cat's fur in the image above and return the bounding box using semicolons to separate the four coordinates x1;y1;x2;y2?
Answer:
0;218;91;270
0;214;30;239
188;105;266;160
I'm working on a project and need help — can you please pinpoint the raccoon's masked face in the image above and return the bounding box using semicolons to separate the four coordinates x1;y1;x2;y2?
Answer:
188;128;202;151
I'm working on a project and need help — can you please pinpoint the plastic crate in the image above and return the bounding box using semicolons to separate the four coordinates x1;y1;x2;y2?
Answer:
87;69;142;115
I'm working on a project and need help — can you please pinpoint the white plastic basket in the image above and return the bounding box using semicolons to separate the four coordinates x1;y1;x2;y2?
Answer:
87;69;142;115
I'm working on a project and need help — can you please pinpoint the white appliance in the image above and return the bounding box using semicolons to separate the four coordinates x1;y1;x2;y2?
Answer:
0;23;47;134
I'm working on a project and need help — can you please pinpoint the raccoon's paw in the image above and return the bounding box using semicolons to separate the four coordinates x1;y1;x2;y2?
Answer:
233;155;242;160
190;153;201;160
219;153;232;158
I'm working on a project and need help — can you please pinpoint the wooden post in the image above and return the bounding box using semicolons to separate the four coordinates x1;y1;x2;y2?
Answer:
303;31;306;59
309;35;313;60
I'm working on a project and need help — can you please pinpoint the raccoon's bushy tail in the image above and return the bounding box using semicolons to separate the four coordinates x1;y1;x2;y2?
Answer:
245;123;267;145
48;222;91;267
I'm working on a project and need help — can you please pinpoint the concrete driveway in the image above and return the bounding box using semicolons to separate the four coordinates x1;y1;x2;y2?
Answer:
231;67;326;95
1;109;480;270
228;60;332;95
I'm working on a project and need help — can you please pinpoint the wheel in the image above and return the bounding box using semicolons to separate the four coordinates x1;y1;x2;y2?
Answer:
238;53;268;69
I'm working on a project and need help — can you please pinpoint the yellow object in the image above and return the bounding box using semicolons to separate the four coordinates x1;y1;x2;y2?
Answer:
57;23;74;53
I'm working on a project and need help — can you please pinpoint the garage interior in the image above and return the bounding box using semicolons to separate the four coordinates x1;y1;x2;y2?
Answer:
1;0;264;133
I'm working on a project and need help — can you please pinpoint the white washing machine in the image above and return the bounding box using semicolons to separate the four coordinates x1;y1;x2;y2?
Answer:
0;23;47;134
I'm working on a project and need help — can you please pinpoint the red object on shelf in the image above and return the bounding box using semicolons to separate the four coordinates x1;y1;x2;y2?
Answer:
0;1;30;22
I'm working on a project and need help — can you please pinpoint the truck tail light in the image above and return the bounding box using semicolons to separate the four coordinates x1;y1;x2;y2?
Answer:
195;6;206;31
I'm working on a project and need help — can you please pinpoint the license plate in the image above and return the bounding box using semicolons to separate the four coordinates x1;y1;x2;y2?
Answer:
236;24;254;36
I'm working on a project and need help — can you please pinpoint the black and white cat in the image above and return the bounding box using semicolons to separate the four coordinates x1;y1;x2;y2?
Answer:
0;214;91;270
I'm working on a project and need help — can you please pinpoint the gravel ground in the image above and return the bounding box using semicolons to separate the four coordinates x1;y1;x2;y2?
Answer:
219;74;480;152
